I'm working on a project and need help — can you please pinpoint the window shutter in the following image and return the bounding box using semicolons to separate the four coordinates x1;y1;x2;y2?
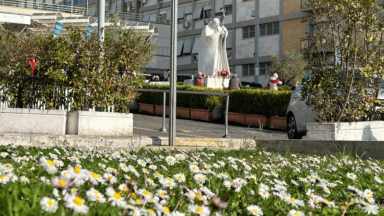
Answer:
215;0;224;13
192;38;200;54
178;7;185;19
183;39;192;54
193;4;203;20
177;40;184;56
226;31;232;48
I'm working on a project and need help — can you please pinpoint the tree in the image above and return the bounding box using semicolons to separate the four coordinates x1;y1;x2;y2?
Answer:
267;51;307;85
301;0;384;122
0;18;156;113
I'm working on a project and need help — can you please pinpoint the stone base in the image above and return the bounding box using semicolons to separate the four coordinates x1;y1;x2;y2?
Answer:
67;111;133;136
0;108;66;135
306;121;384;141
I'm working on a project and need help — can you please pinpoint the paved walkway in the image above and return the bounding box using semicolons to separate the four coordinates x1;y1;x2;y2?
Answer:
133;114;288;140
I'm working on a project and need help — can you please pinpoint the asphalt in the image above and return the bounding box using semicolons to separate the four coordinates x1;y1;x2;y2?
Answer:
132;113;288;140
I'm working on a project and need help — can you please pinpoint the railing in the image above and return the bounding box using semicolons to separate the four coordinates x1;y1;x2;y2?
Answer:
300;37;334;53
0;88;116;113
0;0;87;15
301;0;309;9
135;89;230;138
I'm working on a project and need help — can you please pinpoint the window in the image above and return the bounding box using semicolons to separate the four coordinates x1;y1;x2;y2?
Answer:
65;2;72;6
243;26;255;39
242;64;255;76
260;22;279;36
259;62;271;75
76;0;85;4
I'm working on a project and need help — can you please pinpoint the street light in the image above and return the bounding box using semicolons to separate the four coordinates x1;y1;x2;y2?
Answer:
251;10;259;84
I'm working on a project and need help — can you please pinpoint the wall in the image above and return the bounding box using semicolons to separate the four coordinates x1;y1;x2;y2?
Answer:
235;28;255;59
147;56;170;69
144;0;157;7
195;20;205;30
259;0;280;18
177;55;192;65
283;0;301;14
236;0;255;22
282;18;306;53
259;34;279;56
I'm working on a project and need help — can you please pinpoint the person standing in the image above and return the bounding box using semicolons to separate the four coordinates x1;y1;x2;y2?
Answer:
268;73;282;91
229;74;242;90
164;69;171;81
291;81;299;91
195;72;205;87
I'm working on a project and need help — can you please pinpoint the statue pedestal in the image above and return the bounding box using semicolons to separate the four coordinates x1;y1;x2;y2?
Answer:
204;77;229;89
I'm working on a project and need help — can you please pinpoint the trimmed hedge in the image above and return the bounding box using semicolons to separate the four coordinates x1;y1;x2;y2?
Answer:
137;84;292;116
228;89;292;117
138;84;225;110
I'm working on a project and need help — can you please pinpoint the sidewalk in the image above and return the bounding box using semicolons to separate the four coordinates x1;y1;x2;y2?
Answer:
133;114;288;140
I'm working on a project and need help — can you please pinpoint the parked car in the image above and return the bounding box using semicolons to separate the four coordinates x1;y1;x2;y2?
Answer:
286;72;384;139
241;82;263;88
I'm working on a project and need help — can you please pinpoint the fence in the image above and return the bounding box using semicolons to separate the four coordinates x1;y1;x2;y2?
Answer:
135;88;230;138
0;0;87;15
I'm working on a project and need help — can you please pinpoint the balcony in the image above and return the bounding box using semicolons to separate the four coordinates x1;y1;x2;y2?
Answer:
0;0;87;16
300;37;334;53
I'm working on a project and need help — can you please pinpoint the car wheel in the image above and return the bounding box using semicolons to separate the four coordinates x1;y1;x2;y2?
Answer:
287;115;302;139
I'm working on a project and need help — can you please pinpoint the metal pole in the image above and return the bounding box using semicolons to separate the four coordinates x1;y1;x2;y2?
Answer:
169;0;178;146
160;92;167;132
224;95;229;138
255;10;259;84
87;0;89;15
98;0;105;43
71;0;73;16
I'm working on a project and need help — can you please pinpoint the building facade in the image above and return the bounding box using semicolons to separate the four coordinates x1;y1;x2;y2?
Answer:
26;0;312;86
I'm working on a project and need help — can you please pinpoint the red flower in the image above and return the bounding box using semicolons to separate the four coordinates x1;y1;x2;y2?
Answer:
105;79;109;82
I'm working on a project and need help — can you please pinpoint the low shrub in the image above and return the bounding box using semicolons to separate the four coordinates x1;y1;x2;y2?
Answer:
228;89;292;117
137;84;225;110
137;85;291;116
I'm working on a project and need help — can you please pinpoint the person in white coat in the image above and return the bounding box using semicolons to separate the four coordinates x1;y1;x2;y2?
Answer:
268;73;282;91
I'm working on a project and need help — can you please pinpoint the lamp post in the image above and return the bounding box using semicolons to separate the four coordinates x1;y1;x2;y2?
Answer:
251;10;259;84
169;0;178;146
98;0;105;43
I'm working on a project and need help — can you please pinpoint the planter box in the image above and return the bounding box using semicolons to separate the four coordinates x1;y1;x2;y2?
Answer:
0;108;66;135
307;122;384;141
139;103;155;115
267;116;287;130
245;114;267;127
228;112;246;125
154;105;169;116
67;111;133;136
176;107;191;119
190;109;213;121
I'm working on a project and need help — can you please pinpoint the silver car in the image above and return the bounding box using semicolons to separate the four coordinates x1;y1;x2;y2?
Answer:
286;73;384;139
286;73;315;139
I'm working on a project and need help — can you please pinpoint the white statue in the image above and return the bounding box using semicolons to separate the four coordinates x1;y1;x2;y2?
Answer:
198;18;230;76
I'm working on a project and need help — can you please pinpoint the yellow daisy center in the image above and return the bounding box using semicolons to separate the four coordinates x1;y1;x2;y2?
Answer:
91;172;96;178
114;193;121;199
59;179;66;186
196;206;203;213
148;209;155;213
291;198;295;202
295;213;300;216
163;206;170;213
143;190;150;195
253;209;258;213
47;160;55;167
47;200;54;206
73;197;83;206
74;167;81;174
0;175;4;179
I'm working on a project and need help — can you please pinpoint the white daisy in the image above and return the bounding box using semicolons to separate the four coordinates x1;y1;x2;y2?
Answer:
39;156;58;174
137;188;153;201
165;156;177;166
374;176;383;184
247;205;263;216
288;209;305;216
64;194;89;214
364;203;379;215
20;176;29;184
86;188;106;203
106;187;129;209
189;164;200;173
187;204;210;216
194;174;206;184
174;173;186;183
39;197;58;213
346;172;357;181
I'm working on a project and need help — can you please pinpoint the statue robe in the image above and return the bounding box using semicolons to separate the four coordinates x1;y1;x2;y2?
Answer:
198;22;230;76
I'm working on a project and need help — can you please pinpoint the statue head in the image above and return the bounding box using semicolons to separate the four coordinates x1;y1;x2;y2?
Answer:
212;18;220;29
